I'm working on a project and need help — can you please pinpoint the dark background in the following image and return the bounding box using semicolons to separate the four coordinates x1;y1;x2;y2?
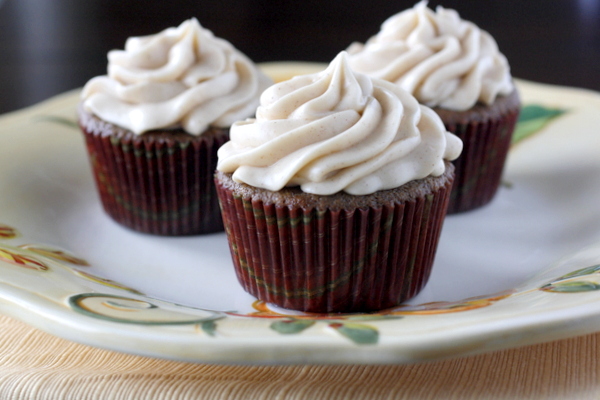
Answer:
0;0;599;114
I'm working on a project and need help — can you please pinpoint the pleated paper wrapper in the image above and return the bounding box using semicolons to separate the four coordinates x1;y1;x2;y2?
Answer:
79;109;227;236
438;90;521;214
215;168;454;313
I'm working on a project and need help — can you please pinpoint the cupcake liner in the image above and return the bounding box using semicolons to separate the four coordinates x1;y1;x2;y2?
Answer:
80;110;227;235
215;169;454;313
438;90;521;214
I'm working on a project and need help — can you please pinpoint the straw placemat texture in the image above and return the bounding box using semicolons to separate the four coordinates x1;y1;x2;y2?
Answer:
0;314;599;399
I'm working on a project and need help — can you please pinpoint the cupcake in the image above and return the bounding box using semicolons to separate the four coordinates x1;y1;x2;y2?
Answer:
347;1;521;213
78;18;272;235
215;52;462;313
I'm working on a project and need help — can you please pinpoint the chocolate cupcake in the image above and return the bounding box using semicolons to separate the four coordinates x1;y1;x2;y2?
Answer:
348;2;521;213
78;18;272;235
216;52;462;313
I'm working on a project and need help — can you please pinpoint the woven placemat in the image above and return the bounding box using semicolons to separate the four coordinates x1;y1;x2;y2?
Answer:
0;314;599;399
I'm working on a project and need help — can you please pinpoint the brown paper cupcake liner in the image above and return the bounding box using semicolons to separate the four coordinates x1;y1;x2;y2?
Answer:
79;109;227;236
215;167;454;313
436;89;521;214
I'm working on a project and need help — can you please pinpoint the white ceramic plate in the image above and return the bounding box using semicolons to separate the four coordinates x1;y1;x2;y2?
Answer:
1;63;600;365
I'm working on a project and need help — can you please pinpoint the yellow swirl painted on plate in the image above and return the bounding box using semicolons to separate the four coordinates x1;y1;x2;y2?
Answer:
72;270;144;295
70;293;222;325
19;244;89;266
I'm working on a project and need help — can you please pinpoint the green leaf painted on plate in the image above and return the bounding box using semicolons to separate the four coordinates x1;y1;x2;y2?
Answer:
557;264;600;281
329;322;378;345
519;104;565;122
34;115;78;129
512;105;566;145
201;320;218;337
541;281;600;293
270;319;316;334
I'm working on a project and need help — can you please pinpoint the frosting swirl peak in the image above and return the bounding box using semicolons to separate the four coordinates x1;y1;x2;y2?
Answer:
217;52;462;195
347;1;514;111
81;18;272;135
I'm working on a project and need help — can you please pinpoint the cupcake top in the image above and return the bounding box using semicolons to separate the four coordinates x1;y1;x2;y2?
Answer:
217;52;462;196
347;1;514;111
81;18;272;135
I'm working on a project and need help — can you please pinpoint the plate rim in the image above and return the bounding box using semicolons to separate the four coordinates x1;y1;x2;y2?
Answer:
1;67;600;364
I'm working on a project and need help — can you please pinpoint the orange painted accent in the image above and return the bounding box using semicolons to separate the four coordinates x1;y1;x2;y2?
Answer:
226;291;517;319
388;292;515;316
0;224;18;239
0;248;49;271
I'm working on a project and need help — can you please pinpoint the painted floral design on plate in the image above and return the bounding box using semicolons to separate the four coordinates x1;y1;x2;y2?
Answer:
2;79;600;364
5;152;600;350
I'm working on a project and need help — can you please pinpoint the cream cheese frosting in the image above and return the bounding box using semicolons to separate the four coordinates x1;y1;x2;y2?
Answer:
217;52;462;196
81;18;272;135
347;1;514;111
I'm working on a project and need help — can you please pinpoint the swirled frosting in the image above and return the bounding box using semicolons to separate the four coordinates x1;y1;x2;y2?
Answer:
347;1;514;111
217;52;462;196
81;18;272;135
